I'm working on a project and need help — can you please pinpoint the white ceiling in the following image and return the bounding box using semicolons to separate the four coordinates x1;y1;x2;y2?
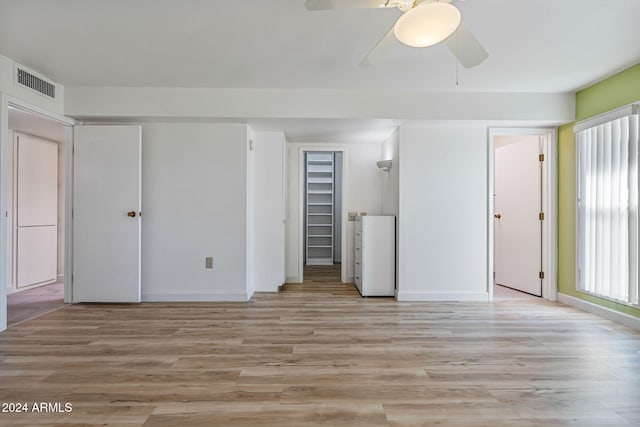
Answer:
1;1;639;144
1;0;639;94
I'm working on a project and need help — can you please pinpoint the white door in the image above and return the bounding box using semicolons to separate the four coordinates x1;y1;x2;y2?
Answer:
494;137;542;296
73;126;141;302
15;134;58;288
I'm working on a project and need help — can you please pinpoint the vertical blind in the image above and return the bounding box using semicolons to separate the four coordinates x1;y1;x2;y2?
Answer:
576;108;639;304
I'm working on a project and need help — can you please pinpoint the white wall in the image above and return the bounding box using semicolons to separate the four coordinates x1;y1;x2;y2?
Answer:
246;127;255;297
381;128;399;217
344;143;383;281
381;128;399;291
141;123;250;301
285;142;382;283
398;124;489;301
285;143;302;282
252;131;286;292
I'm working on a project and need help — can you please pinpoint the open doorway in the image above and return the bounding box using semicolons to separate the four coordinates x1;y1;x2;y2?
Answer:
303;150;343;284
282;147;352;295
489;128;557;301
4;105;70;326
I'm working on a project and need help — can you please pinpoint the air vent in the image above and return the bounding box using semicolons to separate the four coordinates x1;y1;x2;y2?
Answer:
15;67;56;99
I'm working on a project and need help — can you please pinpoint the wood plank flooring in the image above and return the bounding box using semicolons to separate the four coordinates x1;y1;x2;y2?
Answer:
1;285;640;426
7;282;65;326
302;264;342;283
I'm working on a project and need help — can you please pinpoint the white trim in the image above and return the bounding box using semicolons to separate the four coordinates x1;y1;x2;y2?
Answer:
142;292;252;302
6;96;77;127
254;288;279;293
546;130;558;301
297;145;347;284
254;284;280;292
63;126;73;304
558;293;640;331
397;291;489;302
0;94;9;332
486;129;495;302
573;103;639;133
487;127;558;302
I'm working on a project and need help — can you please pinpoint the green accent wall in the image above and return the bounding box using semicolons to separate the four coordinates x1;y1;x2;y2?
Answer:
576;63;640;121
558;63;640;318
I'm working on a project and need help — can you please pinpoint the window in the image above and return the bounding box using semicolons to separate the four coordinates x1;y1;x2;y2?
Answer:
576;105;639;305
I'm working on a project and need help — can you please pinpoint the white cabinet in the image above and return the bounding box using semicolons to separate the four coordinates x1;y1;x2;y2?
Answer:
354;215;395;296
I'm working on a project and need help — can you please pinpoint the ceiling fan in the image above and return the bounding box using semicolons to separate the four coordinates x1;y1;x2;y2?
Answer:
304;0;488;68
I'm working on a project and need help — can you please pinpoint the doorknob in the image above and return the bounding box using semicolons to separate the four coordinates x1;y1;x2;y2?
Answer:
127;211;137;217
494;213;502;219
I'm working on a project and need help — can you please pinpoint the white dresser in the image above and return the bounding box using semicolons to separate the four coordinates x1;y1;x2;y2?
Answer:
354;215;395;297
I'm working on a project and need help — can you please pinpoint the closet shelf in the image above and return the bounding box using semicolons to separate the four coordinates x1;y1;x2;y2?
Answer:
306;152;336;266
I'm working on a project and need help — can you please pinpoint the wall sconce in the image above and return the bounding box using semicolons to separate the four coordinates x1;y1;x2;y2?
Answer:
376;159;392;172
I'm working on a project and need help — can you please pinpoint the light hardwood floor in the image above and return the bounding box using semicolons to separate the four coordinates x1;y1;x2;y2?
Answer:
302;264;342;283
1;283;639;426
7;282;65;326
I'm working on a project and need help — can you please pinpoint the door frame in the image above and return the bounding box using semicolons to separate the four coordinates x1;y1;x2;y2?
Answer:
0;94;77;332
488;127;557;302
297;145;348;283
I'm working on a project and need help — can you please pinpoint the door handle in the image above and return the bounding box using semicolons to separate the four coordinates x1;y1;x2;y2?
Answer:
127;211;137;217
494;213;501;219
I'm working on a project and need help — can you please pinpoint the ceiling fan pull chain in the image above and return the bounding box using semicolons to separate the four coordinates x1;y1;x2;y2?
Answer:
455;28;460;86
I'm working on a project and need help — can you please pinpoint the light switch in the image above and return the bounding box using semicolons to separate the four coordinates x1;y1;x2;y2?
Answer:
205;257;214;269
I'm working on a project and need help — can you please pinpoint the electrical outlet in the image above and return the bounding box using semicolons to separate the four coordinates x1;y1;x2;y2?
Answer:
348;212;357;221
205;257;214;269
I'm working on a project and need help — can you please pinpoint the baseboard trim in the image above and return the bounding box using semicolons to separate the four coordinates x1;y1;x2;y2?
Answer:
254;284;282;293
396;291;489;302
142;292;251;302
285;276;300;284
57;274;64;283
557;293;640;331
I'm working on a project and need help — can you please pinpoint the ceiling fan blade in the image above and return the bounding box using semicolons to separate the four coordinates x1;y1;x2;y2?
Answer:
359;25;398;67
443;23;489;68
305;0;392;11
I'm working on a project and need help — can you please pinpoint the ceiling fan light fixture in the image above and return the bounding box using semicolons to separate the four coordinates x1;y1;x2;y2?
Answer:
394;2;461;48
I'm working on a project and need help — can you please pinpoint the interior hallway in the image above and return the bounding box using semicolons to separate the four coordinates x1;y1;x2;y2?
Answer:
280;264;356;295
